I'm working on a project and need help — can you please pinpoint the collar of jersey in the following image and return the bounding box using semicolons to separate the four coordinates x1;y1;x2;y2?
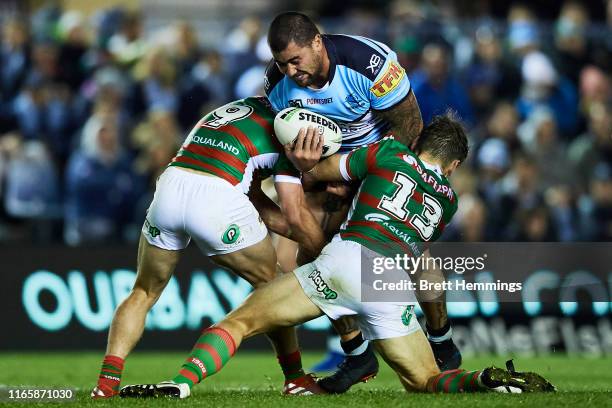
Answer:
419;158;444;179
322;35;337;84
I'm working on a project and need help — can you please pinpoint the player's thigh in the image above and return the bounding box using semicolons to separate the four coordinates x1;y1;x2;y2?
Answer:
211;235;278;287
221;272;323;338
185;177;272;280
373;331;440;392
134;234;182;297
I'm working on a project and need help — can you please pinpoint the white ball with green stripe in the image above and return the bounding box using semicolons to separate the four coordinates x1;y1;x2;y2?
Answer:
274;107;342;157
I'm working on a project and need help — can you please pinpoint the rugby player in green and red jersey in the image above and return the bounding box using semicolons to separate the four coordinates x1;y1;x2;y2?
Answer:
91;96;328;398
119;114;555;398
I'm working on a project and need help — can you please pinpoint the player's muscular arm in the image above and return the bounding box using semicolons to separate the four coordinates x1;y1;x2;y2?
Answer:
303;154;344;183
275;181;326;259
374;90;423;149
248;184;291;237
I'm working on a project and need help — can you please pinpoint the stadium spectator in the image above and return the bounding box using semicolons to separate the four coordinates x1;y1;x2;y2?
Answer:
516;51;579;138
569;103;612;188
411;42;475;126
64;114;142;245
578;161;612;240
1;17;30;103
517;108;574;189
552;1;594;84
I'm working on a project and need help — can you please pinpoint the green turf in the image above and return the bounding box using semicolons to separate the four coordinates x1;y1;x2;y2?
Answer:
0;352;610;407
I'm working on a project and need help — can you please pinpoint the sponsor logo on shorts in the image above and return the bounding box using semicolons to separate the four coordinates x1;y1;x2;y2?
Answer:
222;224;241;244
144;219;160;237
401;305;415;326
190;357;207;376
370;61;405;97
307;270;338;300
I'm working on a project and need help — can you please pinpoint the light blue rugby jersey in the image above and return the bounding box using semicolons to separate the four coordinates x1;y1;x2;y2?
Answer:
265;34;411;153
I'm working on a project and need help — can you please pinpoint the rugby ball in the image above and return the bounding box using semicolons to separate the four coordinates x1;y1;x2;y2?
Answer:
274;108;342;157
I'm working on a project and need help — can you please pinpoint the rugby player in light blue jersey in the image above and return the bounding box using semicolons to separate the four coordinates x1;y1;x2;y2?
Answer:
263;12;460;393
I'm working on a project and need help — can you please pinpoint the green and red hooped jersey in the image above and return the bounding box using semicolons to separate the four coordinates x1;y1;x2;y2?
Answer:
169;97;299;193
338;137;458;257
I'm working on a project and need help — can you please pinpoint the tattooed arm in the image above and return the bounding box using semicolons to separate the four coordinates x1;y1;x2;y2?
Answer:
374;90;423;150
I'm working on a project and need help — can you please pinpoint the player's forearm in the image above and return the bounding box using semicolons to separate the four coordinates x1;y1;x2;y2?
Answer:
287;207;326;261
306;155;344;183
375;90;423;149
249;190;291;236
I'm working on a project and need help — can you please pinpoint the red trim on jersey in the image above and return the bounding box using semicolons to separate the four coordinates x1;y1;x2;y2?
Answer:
223;125;258;156
347;220;414;255
370;167;396;181
358;192;381;209
172;156;240;185
340;230;377;244
366;143;380;170
184;144;246;173
249;111;273;134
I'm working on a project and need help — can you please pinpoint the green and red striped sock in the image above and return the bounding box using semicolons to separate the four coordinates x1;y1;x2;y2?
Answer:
277;351;305;381
173;327;236;389
427;369;483;393
97;355;124;395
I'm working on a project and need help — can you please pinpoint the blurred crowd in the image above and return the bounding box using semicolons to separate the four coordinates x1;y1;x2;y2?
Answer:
0;1;610;245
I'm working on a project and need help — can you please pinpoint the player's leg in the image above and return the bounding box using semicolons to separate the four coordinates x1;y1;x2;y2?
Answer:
93;169;189;399
374;332;555;393
210;235;306;386
169;179;315;392
314;193;380;389
120;272;325;398
92;235;182;398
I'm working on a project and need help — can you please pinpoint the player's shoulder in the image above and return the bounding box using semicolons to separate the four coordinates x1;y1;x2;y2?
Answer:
324;34;394;81
264;59;284;96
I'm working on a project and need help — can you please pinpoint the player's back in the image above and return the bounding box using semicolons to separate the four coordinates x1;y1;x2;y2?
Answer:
170;97;294;193
339;138;458;256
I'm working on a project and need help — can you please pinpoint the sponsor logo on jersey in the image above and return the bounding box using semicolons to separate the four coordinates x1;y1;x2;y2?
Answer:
364;213;391;222
222;224;241;244
191;135;240;155
402;154;454;200
370;61;405;97
288;99;303;108
307;269;338;300
401;305;415;326
144;219;160;237
367;53;383;75
345;93;366;109
297;112;339;134
306;97;333;105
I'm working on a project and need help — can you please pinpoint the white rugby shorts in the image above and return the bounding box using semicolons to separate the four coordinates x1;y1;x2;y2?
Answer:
142;167;268;256
293;238;421;340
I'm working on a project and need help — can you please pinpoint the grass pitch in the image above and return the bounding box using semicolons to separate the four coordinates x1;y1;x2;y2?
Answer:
0;352;610;407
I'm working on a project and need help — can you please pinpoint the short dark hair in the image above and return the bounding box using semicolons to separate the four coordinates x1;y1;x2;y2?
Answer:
416;112;469;166
268;12;320;53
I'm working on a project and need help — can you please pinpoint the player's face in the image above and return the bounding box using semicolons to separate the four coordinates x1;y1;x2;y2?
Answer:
273;37;325;87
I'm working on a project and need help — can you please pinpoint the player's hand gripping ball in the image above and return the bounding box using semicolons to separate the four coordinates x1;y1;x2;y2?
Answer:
274;108;342;157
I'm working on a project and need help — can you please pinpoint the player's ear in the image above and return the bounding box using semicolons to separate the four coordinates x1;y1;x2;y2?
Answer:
444;159;461;177
311;34;322;50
